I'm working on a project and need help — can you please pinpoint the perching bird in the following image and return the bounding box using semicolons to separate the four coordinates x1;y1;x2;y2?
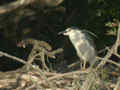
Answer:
59;27;97;69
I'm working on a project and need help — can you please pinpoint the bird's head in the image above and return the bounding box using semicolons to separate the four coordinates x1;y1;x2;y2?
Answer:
58;27;80;36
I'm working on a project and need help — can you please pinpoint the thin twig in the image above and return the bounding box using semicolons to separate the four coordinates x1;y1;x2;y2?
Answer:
96;56;120;68
96;23;120;69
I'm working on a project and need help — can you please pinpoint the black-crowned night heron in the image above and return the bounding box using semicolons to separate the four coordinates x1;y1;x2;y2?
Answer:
59;27;97;69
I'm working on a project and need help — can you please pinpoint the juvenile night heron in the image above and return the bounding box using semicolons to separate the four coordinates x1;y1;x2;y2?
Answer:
59;27;97;69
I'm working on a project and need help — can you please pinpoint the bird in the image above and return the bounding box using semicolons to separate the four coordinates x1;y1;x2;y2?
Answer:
58;27;97;69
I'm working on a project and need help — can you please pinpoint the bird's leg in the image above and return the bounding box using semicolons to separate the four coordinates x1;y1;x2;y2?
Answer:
80;61;83;69
80;60;86;70
83;60;86;70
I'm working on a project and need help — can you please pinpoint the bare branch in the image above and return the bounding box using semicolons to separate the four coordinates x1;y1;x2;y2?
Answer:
96;23;120;69
0;0;64;14
0;51;56;89
0;0;35;14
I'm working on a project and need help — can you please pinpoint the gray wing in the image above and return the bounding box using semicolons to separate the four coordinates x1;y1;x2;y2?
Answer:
76;40;96;62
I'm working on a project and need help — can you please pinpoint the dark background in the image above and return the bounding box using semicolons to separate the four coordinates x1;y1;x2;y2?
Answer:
0;0;119;71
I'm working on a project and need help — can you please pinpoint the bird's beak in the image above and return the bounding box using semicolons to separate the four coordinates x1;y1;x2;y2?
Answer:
58;30;68;35
58;31;66;35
